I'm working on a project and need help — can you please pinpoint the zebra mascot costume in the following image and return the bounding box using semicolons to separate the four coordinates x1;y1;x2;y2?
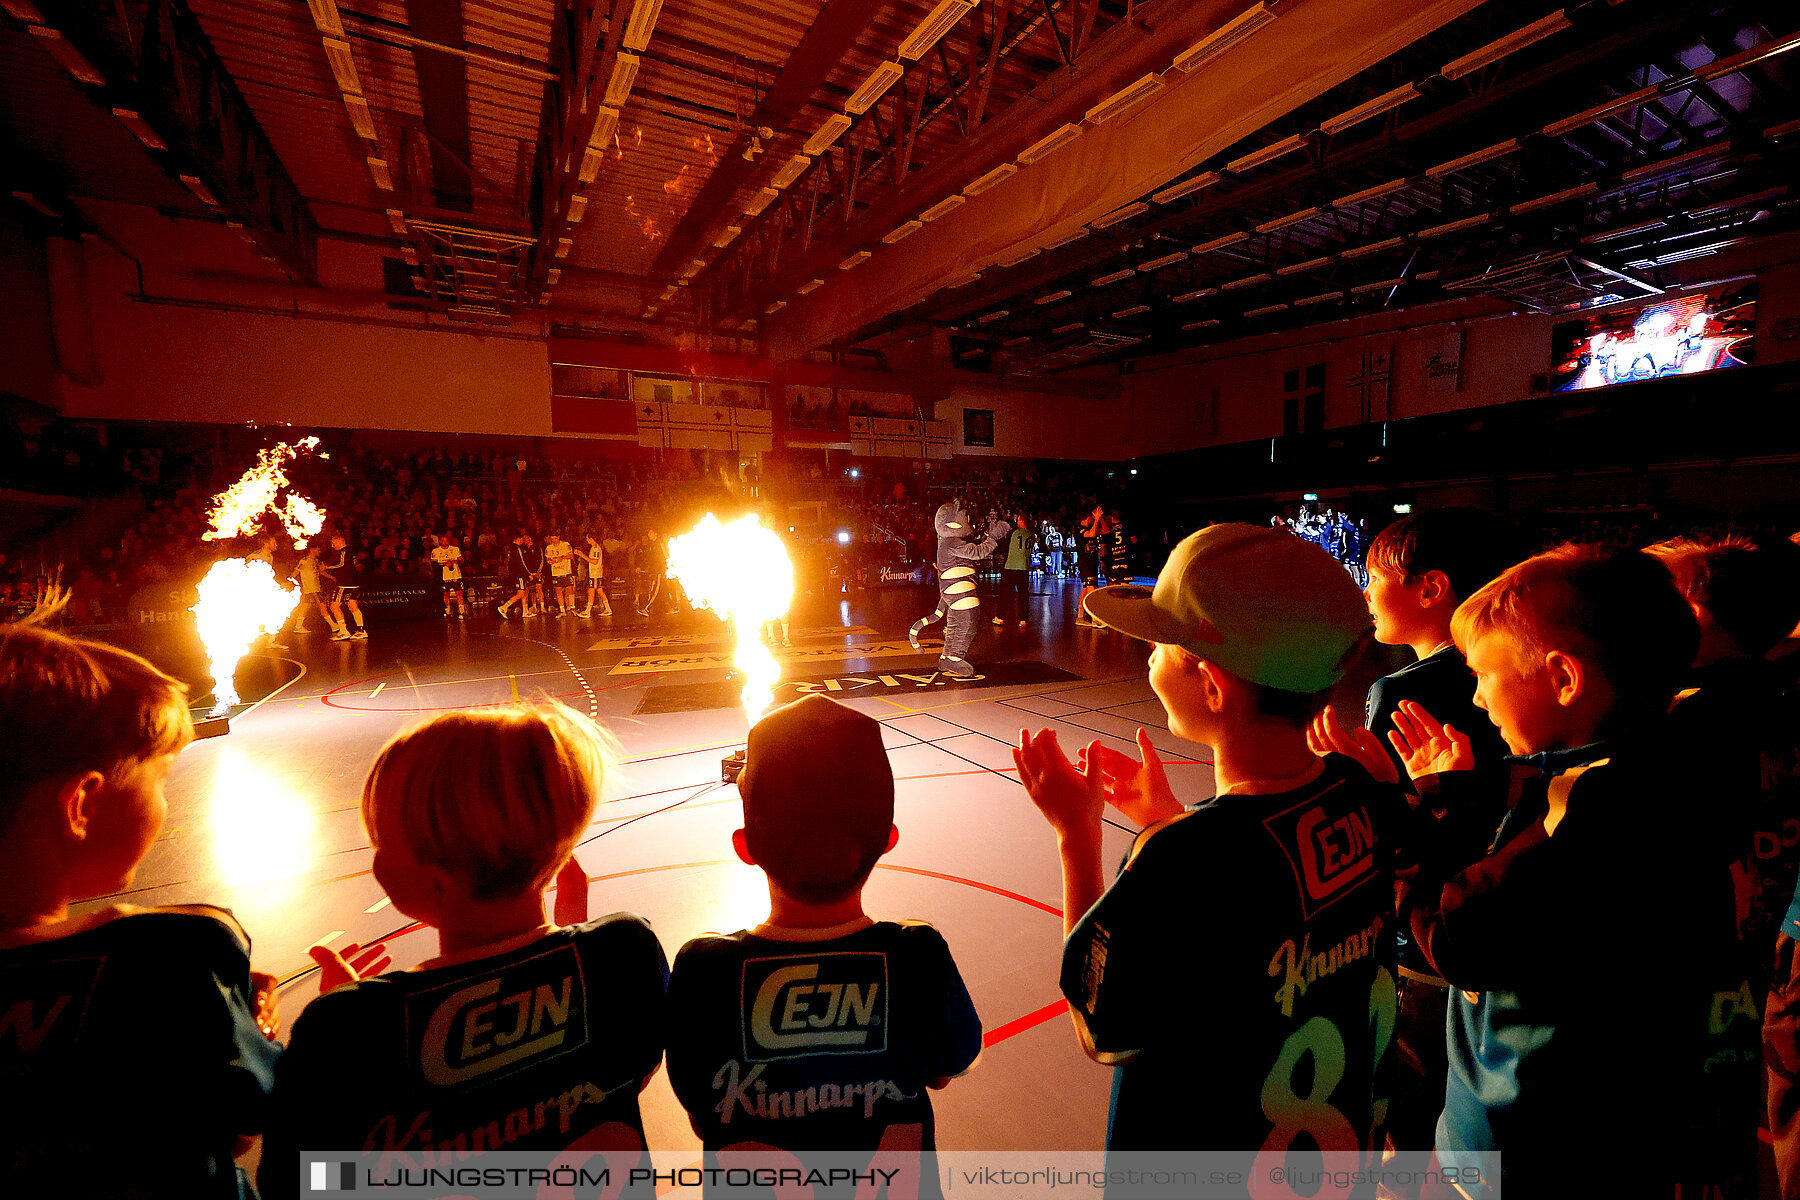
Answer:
909;501;1011;678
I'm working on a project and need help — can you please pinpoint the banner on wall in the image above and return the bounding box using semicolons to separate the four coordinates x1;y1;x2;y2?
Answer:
1423;330;1463;393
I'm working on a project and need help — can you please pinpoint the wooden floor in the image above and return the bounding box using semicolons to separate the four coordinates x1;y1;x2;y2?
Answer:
89;575;1224;1153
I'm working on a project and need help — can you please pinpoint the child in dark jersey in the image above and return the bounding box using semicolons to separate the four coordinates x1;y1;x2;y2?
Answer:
260;703;667;1199
0;618;281;1199
1306;507;1520;1160
1395;544;1733;1198
665;694;981;1173
1015;523;1397;1161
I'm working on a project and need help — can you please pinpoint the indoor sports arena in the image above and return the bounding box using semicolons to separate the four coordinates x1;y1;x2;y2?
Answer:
4;0;1800;1198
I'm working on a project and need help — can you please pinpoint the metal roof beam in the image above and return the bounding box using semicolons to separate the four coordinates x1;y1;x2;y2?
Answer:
15;0;319;283
406;0;476;213
646;0;892;277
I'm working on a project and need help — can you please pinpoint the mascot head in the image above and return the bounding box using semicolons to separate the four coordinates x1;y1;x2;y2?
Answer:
933;502;969;540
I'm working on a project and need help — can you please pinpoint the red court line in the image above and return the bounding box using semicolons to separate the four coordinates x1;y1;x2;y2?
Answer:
874;864;1063;918
983;999;1070;1047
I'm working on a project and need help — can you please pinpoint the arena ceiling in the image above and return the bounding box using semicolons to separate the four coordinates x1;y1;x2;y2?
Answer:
3;0;1797;376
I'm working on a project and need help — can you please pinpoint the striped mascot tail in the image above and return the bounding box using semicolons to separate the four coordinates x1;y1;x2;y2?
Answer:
908;605;944;651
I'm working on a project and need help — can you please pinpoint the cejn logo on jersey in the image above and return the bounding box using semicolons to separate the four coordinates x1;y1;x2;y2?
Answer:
1262;786;1377;919
741;953;887;1061
409;945;588;1087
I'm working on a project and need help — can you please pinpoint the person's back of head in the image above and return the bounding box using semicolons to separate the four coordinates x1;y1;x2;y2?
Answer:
738;694;895;907
1085;523;1373;737
1646;533;1800;662
0;616;193;881
1451;542;1698;735
360;702;615;909
1367;507;1523;605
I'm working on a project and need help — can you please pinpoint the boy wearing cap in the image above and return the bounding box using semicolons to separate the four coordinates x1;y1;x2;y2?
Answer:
665;694;982;1165
1015;523;1397;1156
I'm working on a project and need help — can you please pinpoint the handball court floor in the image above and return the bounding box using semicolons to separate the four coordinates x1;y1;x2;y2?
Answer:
91;577;1224;1154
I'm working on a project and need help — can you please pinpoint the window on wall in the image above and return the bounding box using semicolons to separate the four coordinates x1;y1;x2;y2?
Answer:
1282;364;1326;436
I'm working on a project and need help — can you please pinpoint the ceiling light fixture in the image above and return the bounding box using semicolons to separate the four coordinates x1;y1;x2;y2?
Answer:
769;154;811;189
1182;318;1221;331
978;309;1010;323
1113;304;1151;318
713;224;743;247
1035;289;1073;305
622;0;663;52
1044;229;1089;250
1221;272;1271;290
555;237;573;259
1293;291;1343;306
963;162;1019;197
1092;201;1150;228
1275;254;1334;275
1172;3;1277;72
1003;335;1031;346
797;278;824;294
579;147;605;183
1697;29;1800;82
746;187;780;216
180;174;221;207
1332;176;1409;208
998;248;1040;267
764;300;786;314
1152;171;1222;204
1017;123;1083;164
588;106;620;150
1092;269;1136;286
567;194;588;223
365;156;393;190
1419;212;1493;238
1425;139;1518;178
305;0;345;37
605;52;639;107
1227;132;1307;174
1350;276;1407;294
920;194;967;222
1341;234;1407;259
1244;302;1289;317
846;62;904;115
805;113;853;156
322;37;361;95
1320;83;1419;134
1256;206;1321;233
1510;181;1598;214
883;220;923;243
1541;87;1657;138
898;0;975;61
1052;321;1085;334
1139;251;1188;271
1440;11;1572;81
839;250;872;269
1191;230;1249;255
343;94;377;140
1085;74;1166;124
1174;287;1218;302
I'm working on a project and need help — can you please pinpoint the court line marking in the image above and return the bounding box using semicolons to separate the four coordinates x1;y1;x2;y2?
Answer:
317;929;346;947
369;682;385;698
233;655;308;721
364;897;391;914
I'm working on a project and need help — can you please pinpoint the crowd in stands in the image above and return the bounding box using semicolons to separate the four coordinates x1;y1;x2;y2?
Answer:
5;506;1800;1198
1;438;1146;626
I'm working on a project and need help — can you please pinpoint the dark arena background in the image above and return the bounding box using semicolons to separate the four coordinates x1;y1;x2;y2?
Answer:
4;0;1800;1190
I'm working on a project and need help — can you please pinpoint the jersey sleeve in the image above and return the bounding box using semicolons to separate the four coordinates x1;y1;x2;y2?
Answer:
663;936;729;1127
154;909;283;1137
901;924;982;1081
1059;817;1232;1065
258;990;375;1200
578;914;670;1090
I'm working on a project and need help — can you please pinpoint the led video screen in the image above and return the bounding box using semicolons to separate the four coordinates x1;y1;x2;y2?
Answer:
1550;284;1756;392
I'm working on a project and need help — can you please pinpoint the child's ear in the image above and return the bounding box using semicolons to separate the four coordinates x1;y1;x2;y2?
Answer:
58;772;107;840
884;824;899;853
730;828;757;866
1544;649;1586;708
1417;570;1456;609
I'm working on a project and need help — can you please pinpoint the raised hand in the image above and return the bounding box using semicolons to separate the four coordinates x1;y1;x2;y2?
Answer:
553;853;589;927
1306;704;1398;786
1388;699;1474;779
249;970;281;1041
310;939;391;997
1083;728;1184;826
1013;728;1105;843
